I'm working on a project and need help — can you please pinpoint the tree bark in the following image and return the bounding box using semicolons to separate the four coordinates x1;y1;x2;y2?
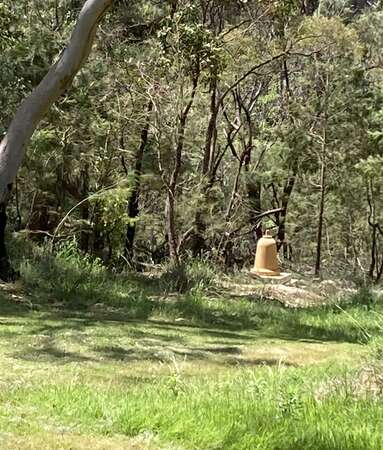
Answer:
314;71;329;277
276;168;297;259
0;202;15;281
202;74;218;176
79;163;90;252
0;0;114;279
191;72;218;258
124;100;153;265
366;179;382;281
165;75;199;265
314;131;327;276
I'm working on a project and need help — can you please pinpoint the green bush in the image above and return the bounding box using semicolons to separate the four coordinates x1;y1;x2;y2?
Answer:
20;240;107;307
159;258;218;293
349;286;382;309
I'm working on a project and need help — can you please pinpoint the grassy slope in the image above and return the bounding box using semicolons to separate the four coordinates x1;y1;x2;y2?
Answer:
0;275;383;450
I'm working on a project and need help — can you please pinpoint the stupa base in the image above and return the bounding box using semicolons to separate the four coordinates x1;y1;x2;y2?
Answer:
249;270;291;284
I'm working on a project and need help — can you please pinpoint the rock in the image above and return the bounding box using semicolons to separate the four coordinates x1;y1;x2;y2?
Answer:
265;284;322;307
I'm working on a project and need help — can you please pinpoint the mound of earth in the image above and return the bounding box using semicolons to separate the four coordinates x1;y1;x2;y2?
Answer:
220;274;356;308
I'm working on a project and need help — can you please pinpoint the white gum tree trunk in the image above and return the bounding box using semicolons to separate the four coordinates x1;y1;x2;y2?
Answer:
0;0;114;204
0;0;114;279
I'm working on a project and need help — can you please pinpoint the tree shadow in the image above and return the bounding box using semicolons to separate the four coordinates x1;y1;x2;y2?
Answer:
14;343;96;364
0;276;378;371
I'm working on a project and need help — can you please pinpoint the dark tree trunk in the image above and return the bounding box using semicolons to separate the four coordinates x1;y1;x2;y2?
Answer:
376;255;383;282
366;179;383;281
314;151;326;276
0;181;17;281
202;75;218;176
0;203;16;281
192;72;218;257
301;0;319;15
124;101;152;264
276;172;296;259
314;74;328;276
165;191;179;264
368;224;377;279
0;204;8;273
80;163;90;252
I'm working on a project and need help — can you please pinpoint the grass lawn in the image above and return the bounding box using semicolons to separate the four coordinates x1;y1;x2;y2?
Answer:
0;265;382;449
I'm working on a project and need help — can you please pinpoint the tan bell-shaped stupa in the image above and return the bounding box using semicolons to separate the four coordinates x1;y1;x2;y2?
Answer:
252;230;280;277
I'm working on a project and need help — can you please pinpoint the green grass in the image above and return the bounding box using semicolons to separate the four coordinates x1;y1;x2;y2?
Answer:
0;293;382;449
3;366;382;450
0;244;382;449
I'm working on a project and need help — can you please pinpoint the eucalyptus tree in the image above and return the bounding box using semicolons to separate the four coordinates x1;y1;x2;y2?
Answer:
0;0;114;280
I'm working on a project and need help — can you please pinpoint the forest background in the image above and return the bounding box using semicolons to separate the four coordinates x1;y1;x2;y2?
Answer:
1;0;383;284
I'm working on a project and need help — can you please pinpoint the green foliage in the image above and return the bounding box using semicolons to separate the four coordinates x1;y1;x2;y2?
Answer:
349;286;382;309
157;3;225;76
14;368;382;449
2;3;383;448
159;258;217;293
2;0;383;280
19;241;154;316
20;240;107;307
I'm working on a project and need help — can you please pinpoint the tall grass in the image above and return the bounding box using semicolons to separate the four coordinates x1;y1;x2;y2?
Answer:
13;239;383;346
1;239;383;449
2;365;381;450
19;241;155;317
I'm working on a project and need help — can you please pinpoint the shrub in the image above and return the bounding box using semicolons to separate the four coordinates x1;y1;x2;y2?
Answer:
349;286;382;309
20;239;107;307
160;258;218;293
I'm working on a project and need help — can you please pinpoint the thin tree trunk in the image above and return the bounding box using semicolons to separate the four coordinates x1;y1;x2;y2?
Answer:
314;72;328;276
191;73;218;257
202;75;218;176
314;138;327;276
166;76;199;265
124;100;153;264
165;191;179;264
0;203;15;281
367;179;378;280
80;163;90;252
276;169;297;259
376;254;383;282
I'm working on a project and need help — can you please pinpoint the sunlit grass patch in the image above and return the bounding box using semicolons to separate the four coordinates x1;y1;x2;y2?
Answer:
1;249;383;449
0;365;382;450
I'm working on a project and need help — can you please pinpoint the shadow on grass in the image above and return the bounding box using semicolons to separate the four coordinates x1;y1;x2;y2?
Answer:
15;344;96;363
0;269;380;372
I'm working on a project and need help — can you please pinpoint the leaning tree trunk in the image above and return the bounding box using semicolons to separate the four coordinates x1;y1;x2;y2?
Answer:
0;0;114;280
